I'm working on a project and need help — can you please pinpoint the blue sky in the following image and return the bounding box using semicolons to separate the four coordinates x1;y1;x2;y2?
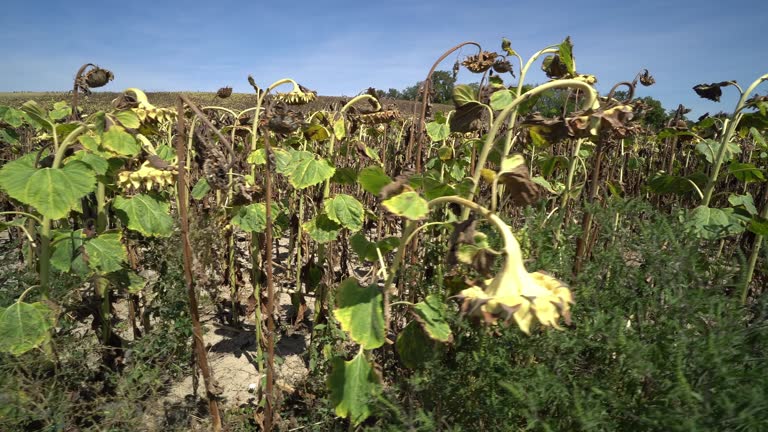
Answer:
1;0;766;117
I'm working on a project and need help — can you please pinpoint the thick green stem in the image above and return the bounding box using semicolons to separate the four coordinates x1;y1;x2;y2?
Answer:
741;184;768;304
465;80;598;219
95;181;111;344
0;211;42;225
701;74;768;207
39;218;51;299
499;46;559;158
38;125;90;297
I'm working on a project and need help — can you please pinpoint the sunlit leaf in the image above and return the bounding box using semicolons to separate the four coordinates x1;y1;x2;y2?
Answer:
101;127;141;156
750;127;766;149
112;194;174;237
191;178;211;199
333;278;385;349
113;110;141;129
0;157;96;219
411;295;452;342
48;101;70;121
358;166;392;195
490;89;515;111
0;301;55;356
84;232;127;274
231;203;278;233
247;148;267;165
0;106;25;127
333;117;346;140
426;120;450;142
328;350;381;425
69;151;109;175
382;191;429;220
302;214;341;243
728;193;758;215
325;194;364;231
281;150;335;189
686;205;744;240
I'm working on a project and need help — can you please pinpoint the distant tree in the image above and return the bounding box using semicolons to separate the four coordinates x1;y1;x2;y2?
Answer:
634;96;669;130
400;84;419;101
386;70;456;104
385;88;401;99
429;70;456;104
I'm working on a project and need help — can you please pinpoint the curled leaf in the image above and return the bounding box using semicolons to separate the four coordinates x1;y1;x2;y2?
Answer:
693;81;737;102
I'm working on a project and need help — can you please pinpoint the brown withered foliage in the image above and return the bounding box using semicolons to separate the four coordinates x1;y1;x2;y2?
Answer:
76;65;114;96
450;103;485;133
446;217;493;276
462;51;499;73
378;173;413;200
498;162;543;206
521;103;638;142
216;86;233;99
541;55;570;79
492;58;514;75
638;69;656;86
693;81;737;102
266;102;304;135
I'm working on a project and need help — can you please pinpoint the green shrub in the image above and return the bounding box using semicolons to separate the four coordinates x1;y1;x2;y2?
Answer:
394;199;768;431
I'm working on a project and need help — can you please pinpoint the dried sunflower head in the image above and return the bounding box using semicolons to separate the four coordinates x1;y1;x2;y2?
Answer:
111;88;175;124
492;58;513;75
462;51;499;73
356;109;401;125
117;160;176;191
638;69;655;86
266;103;304;135
216;86;233;99
84;66;114;88
275;84;317;105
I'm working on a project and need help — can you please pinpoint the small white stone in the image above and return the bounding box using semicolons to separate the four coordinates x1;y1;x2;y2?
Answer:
248;383;257;392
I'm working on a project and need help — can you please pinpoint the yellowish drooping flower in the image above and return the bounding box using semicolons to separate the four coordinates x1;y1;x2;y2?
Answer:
117;160;176;191
275;84;317;105
113;88;176;123
457;213;573;334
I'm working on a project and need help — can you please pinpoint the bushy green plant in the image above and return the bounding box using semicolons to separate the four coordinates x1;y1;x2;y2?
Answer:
394;200;767;431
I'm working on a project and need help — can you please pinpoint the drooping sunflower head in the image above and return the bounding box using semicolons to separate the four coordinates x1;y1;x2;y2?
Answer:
458;269;573;334
216;86;233;99
453;218;573;334
117;160;177;191
275;84;317;105
462;51;499;73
